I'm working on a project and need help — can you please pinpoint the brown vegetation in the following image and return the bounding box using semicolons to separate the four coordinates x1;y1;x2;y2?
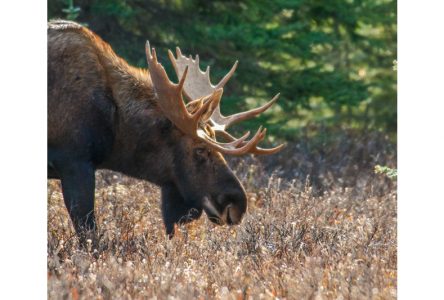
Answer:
48;132;397;299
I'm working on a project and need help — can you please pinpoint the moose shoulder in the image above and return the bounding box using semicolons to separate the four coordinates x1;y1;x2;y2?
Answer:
48;20;283;242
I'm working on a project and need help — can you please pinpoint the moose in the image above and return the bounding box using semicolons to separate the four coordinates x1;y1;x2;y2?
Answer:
48;20;283;242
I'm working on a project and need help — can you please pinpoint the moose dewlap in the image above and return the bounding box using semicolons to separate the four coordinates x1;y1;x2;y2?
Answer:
47;19;283;244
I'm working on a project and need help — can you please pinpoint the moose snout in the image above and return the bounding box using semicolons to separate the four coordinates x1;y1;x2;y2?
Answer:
219;192;247;225
202;191;247;225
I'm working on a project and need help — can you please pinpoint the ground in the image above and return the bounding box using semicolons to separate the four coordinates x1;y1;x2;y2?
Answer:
47;134;397;299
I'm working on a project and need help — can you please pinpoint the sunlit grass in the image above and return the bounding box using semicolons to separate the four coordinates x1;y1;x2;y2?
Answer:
48;133;396;299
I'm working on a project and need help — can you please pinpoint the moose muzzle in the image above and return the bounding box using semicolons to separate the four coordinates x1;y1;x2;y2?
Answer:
202;191;247;225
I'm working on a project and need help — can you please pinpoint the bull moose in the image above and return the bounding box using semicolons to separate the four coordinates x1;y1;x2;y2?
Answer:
48;20;283;242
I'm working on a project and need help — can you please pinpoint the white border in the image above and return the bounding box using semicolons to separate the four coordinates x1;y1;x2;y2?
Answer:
399;0;444;298
0;2;47;299
1;1;444;298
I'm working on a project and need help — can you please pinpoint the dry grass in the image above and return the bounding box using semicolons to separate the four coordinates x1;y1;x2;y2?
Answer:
48;133;397;299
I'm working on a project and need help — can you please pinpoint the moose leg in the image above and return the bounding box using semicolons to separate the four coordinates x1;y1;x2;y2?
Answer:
59;161;96;244
161;184;202;237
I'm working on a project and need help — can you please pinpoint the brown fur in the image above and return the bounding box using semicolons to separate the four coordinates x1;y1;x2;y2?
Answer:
48;20;247;240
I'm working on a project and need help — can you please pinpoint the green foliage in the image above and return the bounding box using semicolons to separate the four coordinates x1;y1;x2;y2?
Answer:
375;165;397;179
48;0;396;141
61;0;80;20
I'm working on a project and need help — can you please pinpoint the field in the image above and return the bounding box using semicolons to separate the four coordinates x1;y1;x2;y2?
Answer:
47;131;397;299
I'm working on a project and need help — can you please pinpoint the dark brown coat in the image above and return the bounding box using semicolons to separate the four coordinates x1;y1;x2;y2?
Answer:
48;20;247;241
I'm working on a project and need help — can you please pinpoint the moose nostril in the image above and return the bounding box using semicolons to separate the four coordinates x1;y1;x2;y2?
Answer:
226;205;243;225
221;192;247;225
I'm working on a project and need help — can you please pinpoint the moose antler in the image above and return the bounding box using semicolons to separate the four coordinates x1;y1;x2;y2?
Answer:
146;42;273;155
146;41;284;155
168;47;284;154
167;47;238;102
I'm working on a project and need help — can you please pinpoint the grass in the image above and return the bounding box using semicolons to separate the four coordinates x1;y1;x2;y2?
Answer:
47;130;397;299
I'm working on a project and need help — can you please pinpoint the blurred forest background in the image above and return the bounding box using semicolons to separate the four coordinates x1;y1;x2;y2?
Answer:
48;0;396;144
47;3;398;297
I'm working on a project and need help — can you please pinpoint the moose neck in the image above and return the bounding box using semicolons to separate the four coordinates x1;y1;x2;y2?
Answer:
100;59;175;186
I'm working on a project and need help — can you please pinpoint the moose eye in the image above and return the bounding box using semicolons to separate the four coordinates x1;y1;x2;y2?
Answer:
194;147;209;162
195;148;207;156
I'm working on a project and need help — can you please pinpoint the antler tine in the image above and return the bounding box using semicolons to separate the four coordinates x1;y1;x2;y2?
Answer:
201;126;266;155
215;128;286;155
211;93;280;131
250;143;286;155
235;126;267;154
145;41;154;62
228;127;284;156
215;60;238;90
187;88;223;118
177;65;189;92
191;92;219;124
176;46;182;57
198;130;251;148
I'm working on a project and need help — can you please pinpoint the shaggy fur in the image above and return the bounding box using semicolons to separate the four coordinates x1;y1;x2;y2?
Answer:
48;20;247;241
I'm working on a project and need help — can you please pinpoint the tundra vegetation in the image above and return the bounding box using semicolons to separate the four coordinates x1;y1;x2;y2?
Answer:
48;1;396;299
48;132;396;299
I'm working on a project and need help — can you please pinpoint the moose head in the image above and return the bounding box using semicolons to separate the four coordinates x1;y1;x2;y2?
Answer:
144;43;284;233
